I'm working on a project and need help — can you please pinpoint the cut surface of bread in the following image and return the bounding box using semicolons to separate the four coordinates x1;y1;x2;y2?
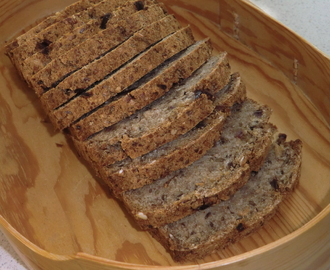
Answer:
21;0;158;79
68;39;214;140
148;135;303;262
72;52;231;174
48;25;196;131
29;4;167;95
39;14;181;115
100;73;246;195
122;98;276;229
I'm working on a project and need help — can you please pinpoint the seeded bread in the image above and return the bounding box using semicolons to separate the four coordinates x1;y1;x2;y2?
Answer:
121;99;276;229
99;73;246;195
21;0;158;79
29;4;167;96
10;0;138;71
39;14;181;115
148;135;302;262
48;26;196;131
4;0;103;54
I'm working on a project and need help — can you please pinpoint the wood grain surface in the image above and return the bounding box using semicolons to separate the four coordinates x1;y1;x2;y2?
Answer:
0;0;329;269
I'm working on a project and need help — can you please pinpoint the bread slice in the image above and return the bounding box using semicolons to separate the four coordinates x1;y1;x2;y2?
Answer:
5;0;103;54
21;0;158;79
10;0;137;71
29;4;167;96
72;53;231;176
40;14;181;115
68;39;215;140
48;26;196;131
100;72;246;195
148;135;302;262
121;99;277;229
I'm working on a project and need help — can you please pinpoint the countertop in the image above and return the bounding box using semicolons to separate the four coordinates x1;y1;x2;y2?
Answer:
0;0;329;269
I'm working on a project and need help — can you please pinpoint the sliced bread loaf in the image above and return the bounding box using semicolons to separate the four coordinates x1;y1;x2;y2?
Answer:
99;72;246;195
48;26;196;131
4;0;103;54
148;135;303;262
121;99;277;229
29;4;167;95
21;0;158;79
68;39;217;140
39;14;181;114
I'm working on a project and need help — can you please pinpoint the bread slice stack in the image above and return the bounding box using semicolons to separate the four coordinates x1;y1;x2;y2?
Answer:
5;0;303;262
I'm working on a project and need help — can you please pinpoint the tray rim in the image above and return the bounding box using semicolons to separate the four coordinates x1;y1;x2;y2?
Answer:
1;205;330;269
1;0;330;269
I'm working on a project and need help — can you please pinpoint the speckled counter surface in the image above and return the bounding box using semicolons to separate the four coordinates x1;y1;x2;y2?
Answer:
0;1;329;269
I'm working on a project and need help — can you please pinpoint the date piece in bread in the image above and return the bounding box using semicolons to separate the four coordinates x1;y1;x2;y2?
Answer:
69;39;217;140
48;26;196;131
21;0;158;79
4;0;103;54
122;99;277;229
29;4;167;95
101;73;246;195
72;53;231;173
148;135;302;262
40;14;181;114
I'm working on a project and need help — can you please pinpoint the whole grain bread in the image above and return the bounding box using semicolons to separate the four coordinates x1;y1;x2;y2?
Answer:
10;0;138;71
72;53;231;175
121;99;277;229
5;0;103;54
21;0;158;79
48;26;196;131
40;14;181;114
68;39;214;140
29;4;167;95
148;135;302;262
99;73;246;195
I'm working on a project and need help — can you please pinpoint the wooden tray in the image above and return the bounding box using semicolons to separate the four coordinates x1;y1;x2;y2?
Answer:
0;0;329;269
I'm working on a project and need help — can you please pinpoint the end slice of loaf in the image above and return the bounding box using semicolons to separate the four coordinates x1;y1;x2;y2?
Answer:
100;72;246;195
148;135;303;262
21;0;158;79
29;4;167;95
68;39;215;140
5;0;103;54
11;0;137;70
48;25;196;131
121;98;276;229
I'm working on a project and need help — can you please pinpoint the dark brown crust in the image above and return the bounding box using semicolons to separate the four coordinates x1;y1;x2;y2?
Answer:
29;4;166;96
68;39;214;140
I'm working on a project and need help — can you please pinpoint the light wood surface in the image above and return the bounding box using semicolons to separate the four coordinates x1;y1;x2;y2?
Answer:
0;0;329;269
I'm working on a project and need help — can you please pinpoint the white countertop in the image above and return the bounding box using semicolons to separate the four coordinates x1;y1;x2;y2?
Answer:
1;1;329;269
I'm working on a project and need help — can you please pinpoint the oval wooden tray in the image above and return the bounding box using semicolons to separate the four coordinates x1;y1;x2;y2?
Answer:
0;0;330;269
